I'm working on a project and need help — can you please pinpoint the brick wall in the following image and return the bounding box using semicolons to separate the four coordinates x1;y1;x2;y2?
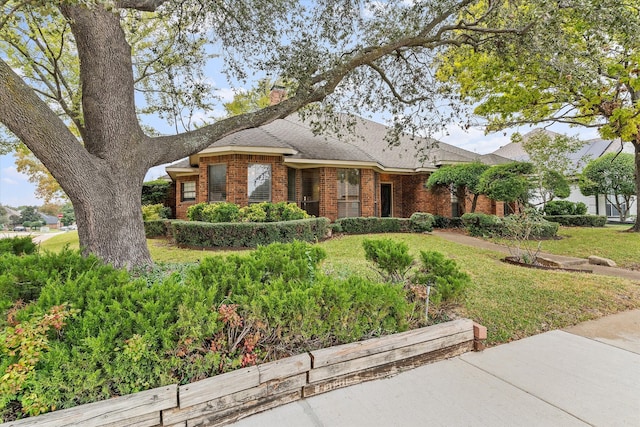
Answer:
175;175;199;220
401;174;451;217
319;167;337;220
360;169;375;217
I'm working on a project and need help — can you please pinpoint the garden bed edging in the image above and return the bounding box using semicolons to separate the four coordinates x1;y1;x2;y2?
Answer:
1;319;478;427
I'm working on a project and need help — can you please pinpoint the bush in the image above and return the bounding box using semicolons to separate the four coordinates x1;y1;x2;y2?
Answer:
189;202;240;223
433;215;463;229
362;238;414;283
411;251;471;305
0;242;413;420
334;217;411;234
409;212;434;232
543;215;606;227
141;180;171;206
170;218;330;248
543;200;587;216
501;209;559;264
239;202;309;222
0;236;37;256
461;213;503;237
141;203;170;221
144;219;170;238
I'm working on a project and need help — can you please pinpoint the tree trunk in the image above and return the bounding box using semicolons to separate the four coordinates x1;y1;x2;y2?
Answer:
69;165;152;269
632;142;640;231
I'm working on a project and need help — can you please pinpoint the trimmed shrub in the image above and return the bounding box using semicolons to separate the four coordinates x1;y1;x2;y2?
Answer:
239;202;309;222
0;236;37;256
543;215;606;227
170;218;330;248
411;251;471;305
433;215;464;229
144;219;170;238
461;213;503;237
334;217;411;234
362;238;414;283
141;203;170;221
543;200;587;216
409;212;434;232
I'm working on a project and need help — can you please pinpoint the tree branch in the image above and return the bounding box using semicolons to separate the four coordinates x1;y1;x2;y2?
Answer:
116;0;168;12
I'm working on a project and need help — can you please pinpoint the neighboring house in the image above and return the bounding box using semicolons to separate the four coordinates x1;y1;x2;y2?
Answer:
493;129;636;221
166;114;511;221
40;214;61;229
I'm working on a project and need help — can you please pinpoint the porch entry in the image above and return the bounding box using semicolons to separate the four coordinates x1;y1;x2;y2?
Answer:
380;183;392;217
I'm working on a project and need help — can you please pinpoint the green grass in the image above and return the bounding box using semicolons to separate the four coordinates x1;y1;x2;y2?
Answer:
537;225;640;268
37;230;640;345
321;233;640;344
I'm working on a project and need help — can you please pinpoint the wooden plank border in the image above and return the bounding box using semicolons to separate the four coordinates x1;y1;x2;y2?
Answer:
1;319;479;427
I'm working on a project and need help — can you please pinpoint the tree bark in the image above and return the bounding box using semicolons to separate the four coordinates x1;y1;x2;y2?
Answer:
632;141;640;231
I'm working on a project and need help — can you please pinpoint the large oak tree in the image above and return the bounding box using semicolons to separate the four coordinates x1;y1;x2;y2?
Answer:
1;0;565;268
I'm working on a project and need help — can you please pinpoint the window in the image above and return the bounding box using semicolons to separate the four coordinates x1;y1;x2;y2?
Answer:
606;197;626;218
248;164;272;203
208;164;226;202
287;168;297;202
301;169;320;217
337;169;360;218
181;181;196;202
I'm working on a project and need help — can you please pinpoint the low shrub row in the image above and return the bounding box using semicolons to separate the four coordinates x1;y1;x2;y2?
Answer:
187;202;309;223
0;241;414;422
543;215;606;227
432;215;464;229
461;212;559;238
543;200;587;216
333;213;435;234
170;218;331;248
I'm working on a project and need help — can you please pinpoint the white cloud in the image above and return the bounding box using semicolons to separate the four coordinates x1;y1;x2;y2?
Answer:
1;177;17;185
1;165;28;182
215;87;240;102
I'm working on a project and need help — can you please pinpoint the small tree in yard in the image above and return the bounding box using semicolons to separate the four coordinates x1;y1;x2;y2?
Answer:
579;153;636;222
502;208;551;265
426;162;490;213
478;162;534;213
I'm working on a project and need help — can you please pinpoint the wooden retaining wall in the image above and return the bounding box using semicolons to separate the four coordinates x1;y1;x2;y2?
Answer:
2;319;477;427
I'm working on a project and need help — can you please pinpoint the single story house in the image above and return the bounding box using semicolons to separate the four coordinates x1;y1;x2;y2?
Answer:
166;114;511;221
493;129;636;221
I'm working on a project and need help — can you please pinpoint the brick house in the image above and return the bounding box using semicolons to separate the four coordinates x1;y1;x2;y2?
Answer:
166;115;510;221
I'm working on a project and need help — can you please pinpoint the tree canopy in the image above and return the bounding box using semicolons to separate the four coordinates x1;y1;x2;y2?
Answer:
426;162;490;213
437;0;640;228
478;162;534;210
512;130;584;206
579;152;636;222
0;0;598;267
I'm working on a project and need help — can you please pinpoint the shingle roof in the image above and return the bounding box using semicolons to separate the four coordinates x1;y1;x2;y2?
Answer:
491;129;625;173
167;113;511;177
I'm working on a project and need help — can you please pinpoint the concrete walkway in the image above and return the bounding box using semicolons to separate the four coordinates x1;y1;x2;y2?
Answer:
232;309;640;427
229;233;640;426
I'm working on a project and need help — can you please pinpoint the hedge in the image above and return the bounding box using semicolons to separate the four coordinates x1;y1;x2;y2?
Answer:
462;212;559;238
334;217;411;234
433;215;464;229
334;213;434;234
144;219;170;238
543;215;606;227
169;217;330;248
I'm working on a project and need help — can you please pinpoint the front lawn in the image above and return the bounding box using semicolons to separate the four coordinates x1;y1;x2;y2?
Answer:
537;225;640;269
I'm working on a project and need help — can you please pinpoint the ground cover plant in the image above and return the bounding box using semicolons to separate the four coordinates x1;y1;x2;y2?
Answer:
0;240;415;422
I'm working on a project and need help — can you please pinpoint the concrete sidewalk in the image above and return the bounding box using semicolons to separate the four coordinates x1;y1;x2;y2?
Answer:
232;310;640;426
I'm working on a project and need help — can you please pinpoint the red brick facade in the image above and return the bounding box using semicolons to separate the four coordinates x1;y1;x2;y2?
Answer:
173;154;503;221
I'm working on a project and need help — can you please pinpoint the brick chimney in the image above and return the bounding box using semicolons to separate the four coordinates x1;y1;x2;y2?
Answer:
269;83;287;105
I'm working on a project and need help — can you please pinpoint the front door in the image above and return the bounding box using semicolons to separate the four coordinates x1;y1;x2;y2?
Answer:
381;183;392;217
